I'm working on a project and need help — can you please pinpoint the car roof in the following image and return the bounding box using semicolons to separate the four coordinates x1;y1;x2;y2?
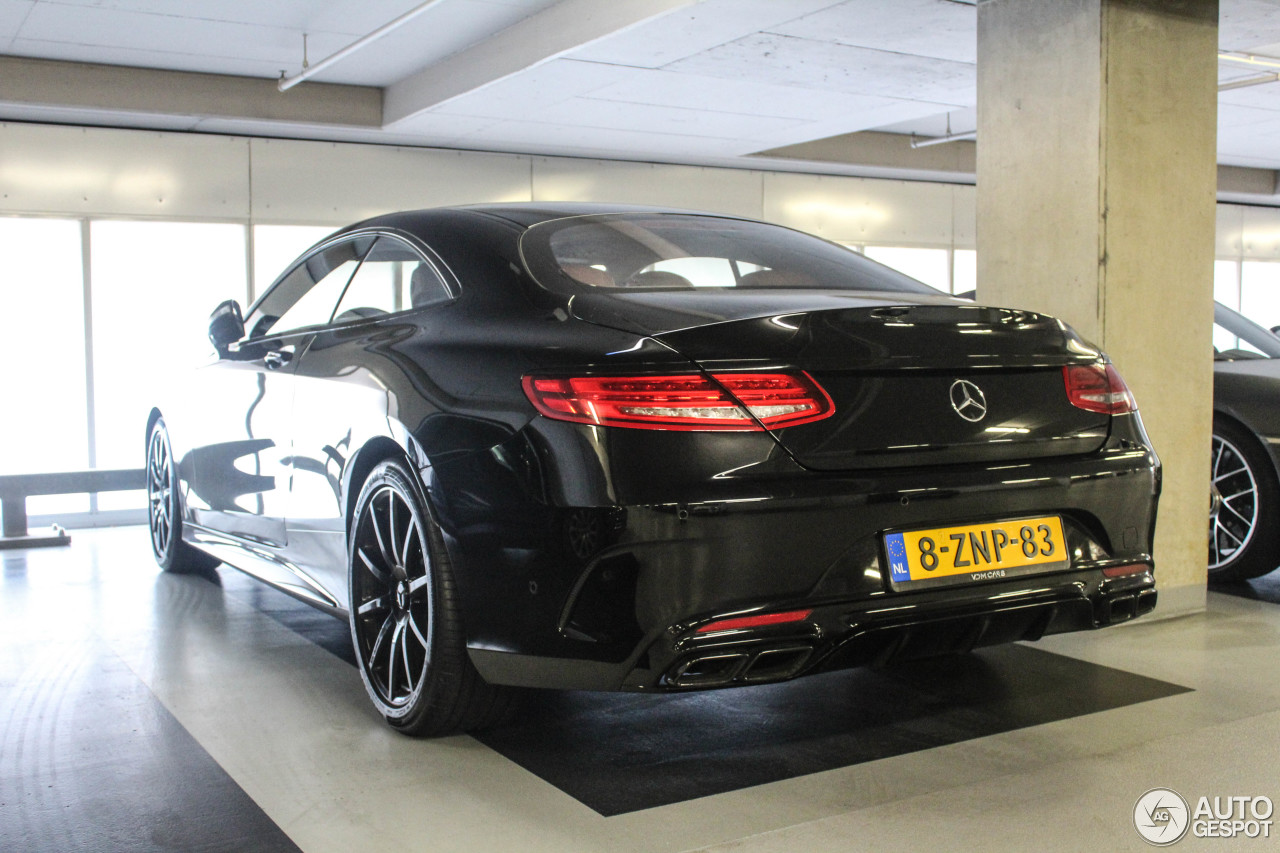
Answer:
346;202;752;233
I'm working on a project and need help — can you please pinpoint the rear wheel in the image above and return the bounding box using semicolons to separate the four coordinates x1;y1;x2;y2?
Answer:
348;459;517;736
1209;418;1280;582
147;418;219;574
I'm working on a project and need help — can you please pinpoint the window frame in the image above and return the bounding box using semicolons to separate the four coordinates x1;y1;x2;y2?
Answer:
329;233;456;326
241;228;460;344
242;235;370;341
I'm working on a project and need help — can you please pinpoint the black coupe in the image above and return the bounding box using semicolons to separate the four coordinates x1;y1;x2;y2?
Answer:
147;204;1161;735
1210;301;1280;581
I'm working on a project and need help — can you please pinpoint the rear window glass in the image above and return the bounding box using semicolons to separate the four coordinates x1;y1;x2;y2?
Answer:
519;213;935;295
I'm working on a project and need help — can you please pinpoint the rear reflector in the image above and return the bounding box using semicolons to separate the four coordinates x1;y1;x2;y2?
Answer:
1063;363;1136;414
1102;563;1150;578
522;372;834;431
696;609;814;634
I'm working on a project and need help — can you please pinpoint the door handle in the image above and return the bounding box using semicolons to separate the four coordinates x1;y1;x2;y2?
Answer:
263;346;295;370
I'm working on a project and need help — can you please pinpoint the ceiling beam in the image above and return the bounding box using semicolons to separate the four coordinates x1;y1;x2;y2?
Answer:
382;0;701;126
754;131;977;176
0;56;381;127
755;131;1280;201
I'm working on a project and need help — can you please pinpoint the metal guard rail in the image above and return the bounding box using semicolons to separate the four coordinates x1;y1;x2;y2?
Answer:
0;468;145;546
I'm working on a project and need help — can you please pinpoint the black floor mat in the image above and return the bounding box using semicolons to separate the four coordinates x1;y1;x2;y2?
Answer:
219;567;1191;817
475;646;1191;815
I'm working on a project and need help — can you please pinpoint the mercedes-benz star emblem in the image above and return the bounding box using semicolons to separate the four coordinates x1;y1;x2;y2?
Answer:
949;379;988;422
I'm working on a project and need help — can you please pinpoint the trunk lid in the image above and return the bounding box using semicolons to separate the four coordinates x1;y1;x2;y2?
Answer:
574;294;1111;471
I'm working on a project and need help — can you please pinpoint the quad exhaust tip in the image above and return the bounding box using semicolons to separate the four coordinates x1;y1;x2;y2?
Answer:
666;644;813;688
1106;588;1157;624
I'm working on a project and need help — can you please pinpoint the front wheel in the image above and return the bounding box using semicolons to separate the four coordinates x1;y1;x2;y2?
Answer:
1209;418;1280;582
348;459;518;736
147;418;219;575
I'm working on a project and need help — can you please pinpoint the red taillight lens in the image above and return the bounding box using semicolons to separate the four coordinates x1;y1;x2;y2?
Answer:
696;609;813;634
521;372;835;431
1063;363;1136;414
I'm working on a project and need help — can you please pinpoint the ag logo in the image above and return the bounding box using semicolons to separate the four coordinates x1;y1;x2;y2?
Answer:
1134;788;1190;846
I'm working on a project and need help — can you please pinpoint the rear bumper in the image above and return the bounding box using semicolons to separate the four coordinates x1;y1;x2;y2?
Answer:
458;419;1160;691
645;568;1156;690
469;563;1156;691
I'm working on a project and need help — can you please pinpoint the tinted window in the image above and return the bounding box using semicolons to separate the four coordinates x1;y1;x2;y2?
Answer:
246;237;372;338
520;213;936;296
332;237;450;323
1215;301;1280;359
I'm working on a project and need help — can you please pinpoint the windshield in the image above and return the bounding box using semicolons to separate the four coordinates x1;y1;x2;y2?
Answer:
1215;301;1280;359
520;213;938;296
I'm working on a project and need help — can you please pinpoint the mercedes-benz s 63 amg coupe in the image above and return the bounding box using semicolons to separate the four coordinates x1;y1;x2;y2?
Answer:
1209;300;1280;582
147;204;1161;735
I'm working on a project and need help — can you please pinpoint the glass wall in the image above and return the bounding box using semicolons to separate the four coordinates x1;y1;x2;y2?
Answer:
0;218;89;514
853;245;975;294
863;246;951;292
252;225;336;299
1241;260;1280;332
90;221;249;509
0;215;323;524
953;249;976;295
1214;259;1242;351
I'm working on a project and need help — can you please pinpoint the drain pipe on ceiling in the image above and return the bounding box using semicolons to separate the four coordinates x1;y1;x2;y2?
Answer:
1217;52;1280;93
278;0;448;92
909;66;1279;147
910;129;977;149
1220;72;1280;92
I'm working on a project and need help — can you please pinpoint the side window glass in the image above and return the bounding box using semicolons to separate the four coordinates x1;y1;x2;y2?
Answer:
333;237;451;323
1213;323;1266;358
246;237;371;338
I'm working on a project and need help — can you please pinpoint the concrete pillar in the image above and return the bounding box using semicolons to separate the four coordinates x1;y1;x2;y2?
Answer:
976;0;1218;616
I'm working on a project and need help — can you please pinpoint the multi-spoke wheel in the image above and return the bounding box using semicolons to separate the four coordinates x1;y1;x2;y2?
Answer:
348;459;518;735
147;418;219;574
1208;418;1280;582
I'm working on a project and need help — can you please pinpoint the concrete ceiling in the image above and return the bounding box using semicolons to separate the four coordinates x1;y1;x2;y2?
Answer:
2;0;1280;186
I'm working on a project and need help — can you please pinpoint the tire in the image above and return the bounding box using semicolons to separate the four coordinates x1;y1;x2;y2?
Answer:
147;418;220;574
347;459;518;736
1209;417;1280;582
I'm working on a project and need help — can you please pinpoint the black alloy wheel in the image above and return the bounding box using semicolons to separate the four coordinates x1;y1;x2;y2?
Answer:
348;459;517;735
147;418;218;574
1209;418;1280;582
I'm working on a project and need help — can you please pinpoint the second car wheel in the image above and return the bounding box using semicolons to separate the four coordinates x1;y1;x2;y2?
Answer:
147;418;220;575
1209;417;1280;582
347;458;518;736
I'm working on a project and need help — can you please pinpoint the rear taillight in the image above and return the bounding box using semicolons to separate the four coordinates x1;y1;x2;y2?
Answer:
1063;363;1136;414
521;372;835;431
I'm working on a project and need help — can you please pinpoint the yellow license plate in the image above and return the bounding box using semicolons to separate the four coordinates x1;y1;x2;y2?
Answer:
884;516;1069;588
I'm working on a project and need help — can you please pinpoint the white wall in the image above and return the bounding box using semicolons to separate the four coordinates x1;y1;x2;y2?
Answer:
1217;203;1280;260
0;122;974;250
2;121;1271;253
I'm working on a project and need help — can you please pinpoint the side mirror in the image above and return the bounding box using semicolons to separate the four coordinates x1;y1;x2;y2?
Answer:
1270;325;1280;337
208;299;245;356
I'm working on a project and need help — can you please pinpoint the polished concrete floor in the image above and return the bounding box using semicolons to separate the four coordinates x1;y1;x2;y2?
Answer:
3;527;1279;852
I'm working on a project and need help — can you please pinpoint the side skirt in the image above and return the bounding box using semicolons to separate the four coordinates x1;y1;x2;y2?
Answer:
184;523;345;616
